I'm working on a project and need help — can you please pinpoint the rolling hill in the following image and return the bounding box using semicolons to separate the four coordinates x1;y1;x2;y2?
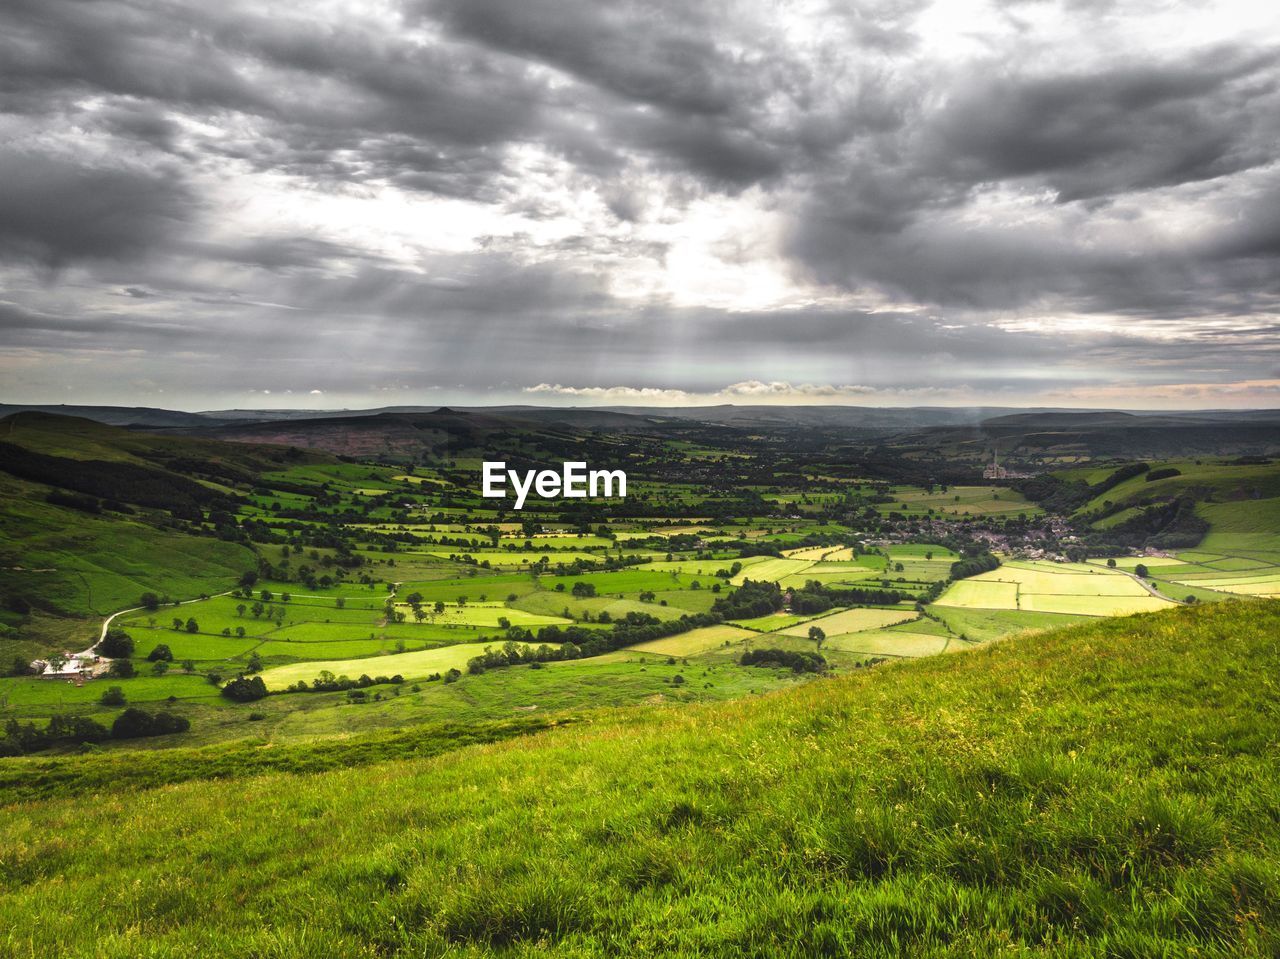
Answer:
1;600;1276;956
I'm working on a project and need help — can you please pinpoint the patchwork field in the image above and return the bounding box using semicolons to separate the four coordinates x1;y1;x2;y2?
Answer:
880;485;1042;517
934;560;1180;617
621;624;755;657
259;642;552;690
780;606;917;636
822;630;952;657
730;558;813;584
934;578;1019;609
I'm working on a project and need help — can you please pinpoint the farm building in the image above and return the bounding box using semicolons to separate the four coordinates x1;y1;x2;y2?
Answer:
32;653;99;681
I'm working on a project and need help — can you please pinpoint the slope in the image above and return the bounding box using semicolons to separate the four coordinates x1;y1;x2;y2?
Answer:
1;600;1277;957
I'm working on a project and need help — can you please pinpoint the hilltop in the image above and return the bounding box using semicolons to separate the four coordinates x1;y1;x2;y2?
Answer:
1;600;1277;956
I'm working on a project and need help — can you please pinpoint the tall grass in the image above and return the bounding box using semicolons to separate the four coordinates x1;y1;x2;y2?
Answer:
2;601;1278;957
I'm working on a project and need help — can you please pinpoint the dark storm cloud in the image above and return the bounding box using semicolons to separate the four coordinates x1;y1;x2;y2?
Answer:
1;0;1278;406
927;46;1277;202
0;152;195;266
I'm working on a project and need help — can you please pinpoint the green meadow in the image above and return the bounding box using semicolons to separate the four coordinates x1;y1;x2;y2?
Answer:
2;601;1277;956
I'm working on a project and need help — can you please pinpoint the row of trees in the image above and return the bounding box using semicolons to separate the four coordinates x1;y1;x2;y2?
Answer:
950;552;1001;580
285;671;405;694
789;581;906;614
712;580;782;619
0;708;190;756
467;641;570;674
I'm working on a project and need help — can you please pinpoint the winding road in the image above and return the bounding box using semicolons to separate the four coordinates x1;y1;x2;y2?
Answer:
74;589;237;658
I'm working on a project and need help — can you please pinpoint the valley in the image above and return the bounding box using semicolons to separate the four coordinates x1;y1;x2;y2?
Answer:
1;403;1278;956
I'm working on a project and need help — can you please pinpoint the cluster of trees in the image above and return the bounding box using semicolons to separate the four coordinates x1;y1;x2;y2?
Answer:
789;581;906;614
221;675;268;702
45;490;104;514
285;671;405;693
0;440;226;513
1;707;190;756
950;552;1001;580
712;579;782;619
111;708;191;740
467;641;570;674
1017;462;1150;515
740;648;827;673
1099;496;1210;550
95;628;134;658
496;609;724;659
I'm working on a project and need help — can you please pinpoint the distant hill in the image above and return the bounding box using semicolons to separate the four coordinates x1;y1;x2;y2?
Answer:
0;404;223;429
3;401;1277;437
184;407;702;462
901;409;1280;465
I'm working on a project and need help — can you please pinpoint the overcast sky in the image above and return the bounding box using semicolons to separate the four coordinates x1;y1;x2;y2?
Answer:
2;0;1279;411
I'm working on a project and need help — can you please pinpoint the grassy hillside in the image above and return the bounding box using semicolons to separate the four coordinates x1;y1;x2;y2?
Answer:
0;414;331;659
1198;497;1280;557
2;600;1277;957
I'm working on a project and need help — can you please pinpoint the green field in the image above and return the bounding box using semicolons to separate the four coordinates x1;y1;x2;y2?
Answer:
881;485;1042;518
621;624;755;657
729;558;814;584
258;642;552;690
3;601;1277;955
779;606;917;636
935;560;1180;617
822;630;952;657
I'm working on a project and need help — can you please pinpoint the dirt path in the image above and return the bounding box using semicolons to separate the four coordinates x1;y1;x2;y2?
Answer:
1121;570;1186;604
78;589;238;657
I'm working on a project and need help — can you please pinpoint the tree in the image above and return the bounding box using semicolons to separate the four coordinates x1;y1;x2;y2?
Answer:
335;597;346;609
808;625;826;649
95;628;134;659
246;651;263;673
236;604;247;618
140;592;160;611
1135;563;1150;579
240;570;259;588
1106;558;1117;568
112;707;190;739
235;626;246;638
147;643;174;662
221;675;268;702
571;581;596;598
152;660;170;676
185;618;199;633
434;600;445;615
171;617;184;630
108;659;136;679
181;659;196;673
100;685;127;707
